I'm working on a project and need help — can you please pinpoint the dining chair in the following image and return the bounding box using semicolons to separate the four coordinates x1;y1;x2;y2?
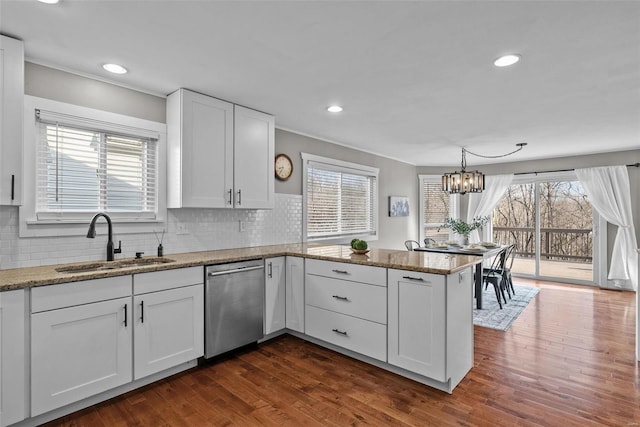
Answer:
404;240;420;251
482;247;508;309
500;244;517;296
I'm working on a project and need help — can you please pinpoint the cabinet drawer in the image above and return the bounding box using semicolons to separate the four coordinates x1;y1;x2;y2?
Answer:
305;259;386;287
305;274;386;324
305;305;387;362
134;266;203;295
32;276;132;313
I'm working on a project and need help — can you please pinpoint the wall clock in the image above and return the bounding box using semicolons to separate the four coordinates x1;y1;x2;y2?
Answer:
275;153;293;181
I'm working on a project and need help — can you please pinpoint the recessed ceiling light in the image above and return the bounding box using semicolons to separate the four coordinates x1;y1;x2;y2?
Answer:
37;0;59;3
327;105;343;113
102;63;128;74
494;54;521;67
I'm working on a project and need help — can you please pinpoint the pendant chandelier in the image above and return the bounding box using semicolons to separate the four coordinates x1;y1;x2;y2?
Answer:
442;143;527;195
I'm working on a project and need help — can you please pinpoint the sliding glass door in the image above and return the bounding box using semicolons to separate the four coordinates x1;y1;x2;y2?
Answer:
493;173;596;285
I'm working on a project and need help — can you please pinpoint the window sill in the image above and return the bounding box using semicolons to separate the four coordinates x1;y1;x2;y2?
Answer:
19;216;166;238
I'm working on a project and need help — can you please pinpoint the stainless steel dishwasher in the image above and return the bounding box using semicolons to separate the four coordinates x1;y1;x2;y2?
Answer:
204;259;265;358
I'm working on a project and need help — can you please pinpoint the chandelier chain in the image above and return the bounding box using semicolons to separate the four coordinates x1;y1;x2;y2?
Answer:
463;142;527;159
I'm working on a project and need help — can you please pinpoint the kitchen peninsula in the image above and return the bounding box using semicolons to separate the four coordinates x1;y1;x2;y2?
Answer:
0;244;480;427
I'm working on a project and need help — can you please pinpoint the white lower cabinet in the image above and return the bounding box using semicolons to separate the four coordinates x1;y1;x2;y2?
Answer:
388;270;446;381
133;284;204;380
388;268;473;387
285;256;304;333
133;267;204;380
305;305;387;361
0;289;26;426
30;267;205;418
31;295;132;416
264;257;286;335
304;259;388;362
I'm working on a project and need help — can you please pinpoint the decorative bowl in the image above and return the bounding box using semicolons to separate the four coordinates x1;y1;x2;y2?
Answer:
350;248;370;255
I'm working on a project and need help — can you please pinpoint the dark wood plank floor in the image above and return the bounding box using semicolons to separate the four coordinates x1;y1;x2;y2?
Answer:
44;278;639;426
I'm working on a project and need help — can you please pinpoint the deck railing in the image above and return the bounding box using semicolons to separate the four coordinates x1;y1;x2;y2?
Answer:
492;226;592;263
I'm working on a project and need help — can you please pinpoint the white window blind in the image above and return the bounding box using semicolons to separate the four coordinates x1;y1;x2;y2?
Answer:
420;175;458;242
35;109;158;220
304;155;378;240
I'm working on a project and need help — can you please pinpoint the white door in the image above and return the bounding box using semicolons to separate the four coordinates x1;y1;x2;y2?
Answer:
233;105;274;209
31;296;132;416
285;256;305;333
0;290;26;427
134;284;204;380
265;257;286;334
388;270;446;382
178;89;234;208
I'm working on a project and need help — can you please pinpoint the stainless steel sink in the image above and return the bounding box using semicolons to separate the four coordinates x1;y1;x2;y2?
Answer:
56;257;175;274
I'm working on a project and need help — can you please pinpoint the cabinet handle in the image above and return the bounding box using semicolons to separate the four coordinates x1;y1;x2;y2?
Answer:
140;301;144;323
268;262;273;278
237;189;242;206
332;328;348;336
123;304;128;327
332;295;349;301
228;189;233;205
332;269;349;275
402;275;424;281
11;174;15;201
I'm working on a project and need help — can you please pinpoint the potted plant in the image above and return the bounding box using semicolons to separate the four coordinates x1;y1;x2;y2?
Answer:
439;216;490;245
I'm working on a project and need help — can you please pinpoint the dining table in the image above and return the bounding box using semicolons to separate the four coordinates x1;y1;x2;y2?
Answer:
414;244;506;309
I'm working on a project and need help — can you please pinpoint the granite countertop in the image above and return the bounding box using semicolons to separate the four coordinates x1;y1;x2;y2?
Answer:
0;243;481;291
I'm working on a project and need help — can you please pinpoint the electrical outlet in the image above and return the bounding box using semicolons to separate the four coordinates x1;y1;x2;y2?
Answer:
176;223;189;235
239;221;245;232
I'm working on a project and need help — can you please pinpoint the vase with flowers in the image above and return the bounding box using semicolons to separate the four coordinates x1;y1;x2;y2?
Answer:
438;216;490;245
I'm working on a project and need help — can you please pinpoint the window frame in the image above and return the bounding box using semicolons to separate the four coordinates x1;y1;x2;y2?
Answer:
418;174;459;244
20;95;167;238
302;152;379;243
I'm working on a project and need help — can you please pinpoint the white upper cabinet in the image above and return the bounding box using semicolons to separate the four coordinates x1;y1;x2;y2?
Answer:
167;88;274;209
0;35;24;206
233;105;275;209
167;89;234;208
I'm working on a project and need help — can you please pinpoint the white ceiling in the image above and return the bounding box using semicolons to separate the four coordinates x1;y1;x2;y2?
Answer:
1;0;639;166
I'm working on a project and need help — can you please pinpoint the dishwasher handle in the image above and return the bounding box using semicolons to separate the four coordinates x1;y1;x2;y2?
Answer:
207;265;264;277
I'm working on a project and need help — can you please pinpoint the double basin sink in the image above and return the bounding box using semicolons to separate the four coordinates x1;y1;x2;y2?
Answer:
55;257;175;274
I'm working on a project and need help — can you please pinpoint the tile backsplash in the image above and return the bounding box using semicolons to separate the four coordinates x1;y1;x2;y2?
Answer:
0;193;302;269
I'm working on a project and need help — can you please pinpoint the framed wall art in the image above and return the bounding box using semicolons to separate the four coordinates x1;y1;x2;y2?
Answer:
389;196;409;217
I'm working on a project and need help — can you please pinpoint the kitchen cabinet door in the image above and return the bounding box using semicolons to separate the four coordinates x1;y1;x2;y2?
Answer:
387;269;447;382
167;88;234;208
285;256;305;333
264;257;286;335
233;105;274;209
0;35;24;206
31;296;133;416
133;284;204;380
0;290;26;427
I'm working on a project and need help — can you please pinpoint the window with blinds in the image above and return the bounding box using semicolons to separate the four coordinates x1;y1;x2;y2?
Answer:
35;109;158;220
421;176;456;241
303;154;378;240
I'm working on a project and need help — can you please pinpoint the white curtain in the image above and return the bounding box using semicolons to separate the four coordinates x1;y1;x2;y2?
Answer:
575;166;638;291
467;174;514;243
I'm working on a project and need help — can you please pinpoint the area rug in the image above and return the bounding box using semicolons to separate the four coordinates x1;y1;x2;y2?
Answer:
473;285;540;331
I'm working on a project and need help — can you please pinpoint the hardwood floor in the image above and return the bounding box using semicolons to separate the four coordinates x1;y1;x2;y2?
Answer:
44;278;639;426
